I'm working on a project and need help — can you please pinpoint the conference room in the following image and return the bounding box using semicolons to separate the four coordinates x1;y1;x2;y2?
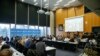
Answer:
0;0;100;56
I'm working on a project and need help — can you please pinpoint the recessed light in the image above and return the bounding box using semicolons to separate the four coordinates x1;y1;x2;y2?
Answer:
33;0;37;2
64;0;76;7
59;0;63;2
21;0;24;2
44;0;47;2
68;0;76;4
56;0;62;3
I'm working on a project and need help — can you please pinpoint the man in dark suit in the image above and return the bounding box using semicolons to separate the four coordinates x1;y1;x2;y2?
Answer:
36;37;46;56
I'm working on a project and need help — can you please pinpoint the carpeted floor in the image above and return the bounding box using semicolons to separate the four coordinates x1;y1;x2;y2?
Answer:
55;49;83;56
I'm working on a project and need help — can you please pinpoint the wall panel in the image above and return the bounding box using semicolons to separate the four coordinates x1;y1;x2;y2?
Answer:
67;7;76;17
84;12;100;32
75;5;84;16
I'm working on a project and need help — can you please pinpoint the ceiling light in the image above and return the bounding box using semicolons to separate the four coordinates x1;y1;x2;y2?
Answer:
45;11;50;15
68;0;76;4
44;0;47;2
54;3;59;6
21;0;24;2
57;0;62;3
37;9;45;14
64;0;76;7
37;0;45;14
64;4;70;7
34;3;38;5
59;0;63;2
44;6;48;8
33;0;37;2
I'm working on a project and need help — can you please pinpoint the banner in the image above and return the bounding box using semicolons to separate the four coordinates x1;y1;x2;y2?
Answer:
10;29;40;37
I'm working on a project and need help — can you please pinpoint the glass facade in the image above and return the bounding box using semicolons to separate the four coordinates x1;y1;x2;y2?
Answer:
0;23;10;38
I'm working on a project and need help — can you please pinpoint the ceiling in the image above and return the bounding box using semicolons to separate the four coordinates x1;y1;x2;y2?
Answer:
19;0;82;11
78;0;100;16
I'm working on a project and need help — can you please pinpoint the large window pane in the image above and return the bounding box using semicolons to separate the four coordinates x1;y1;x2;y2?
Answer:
35;26;38;29
29;25;35;29
23;25;28;29
39;26;44;36
16;25;24;29
47;27;51;35
0;23;10;38
16;24;28;29
43;26;46;36
11;24;15;29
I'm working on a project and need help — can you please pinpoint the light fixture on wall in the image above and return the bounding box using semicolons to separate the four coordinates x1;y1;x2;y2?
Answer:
37;0;45;14
45;0;50;15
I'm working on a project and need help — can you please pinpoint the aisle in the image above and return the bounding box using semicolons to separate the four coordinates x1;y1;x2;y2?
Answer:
55;49;83;56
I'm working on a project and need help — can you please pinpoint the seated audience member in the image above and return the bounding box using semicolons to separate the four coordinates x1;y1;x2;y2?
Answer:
64;32;71;41
29;39;37;50
43;36;48;40
0;37;6;49
27;43;37;56
69;37;75;42
24;38;32;48
47;35;52;40
52;35;56;41
0;49;13;56
64;36;70;42
57;35;63;41
80;34;88;42
69;34;78;44
0;44;10;51
74;32;81;43
4;36;9;43
46;35;50;39
88;33;97;45
36;37;46;56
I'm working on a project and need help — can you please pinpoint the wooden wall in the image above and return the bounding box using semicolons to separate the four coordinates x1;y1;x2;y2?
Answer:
84;12;100;32
55;5;100;36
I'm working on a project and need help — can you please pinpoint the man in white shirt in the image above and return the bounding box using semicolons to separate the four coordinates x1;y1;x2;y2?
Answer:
52;35;56;41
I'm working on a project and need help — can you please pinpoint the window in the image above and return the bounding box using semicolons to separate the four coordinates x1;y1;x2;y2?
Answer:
39;26;44;36
0;23;10;38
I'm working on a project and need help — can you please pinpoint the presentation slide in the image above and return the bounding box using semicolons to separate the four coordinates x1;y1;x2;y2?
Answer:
65;16;84;32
